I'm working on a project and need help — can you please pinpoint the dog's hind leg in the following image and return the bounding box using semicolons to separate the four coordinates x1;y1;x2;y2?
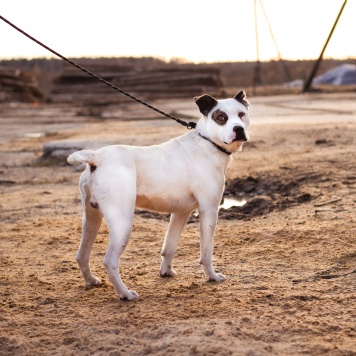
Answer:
98;169;139;300
102;207;138;300
76;181;103;286
160;212;191;277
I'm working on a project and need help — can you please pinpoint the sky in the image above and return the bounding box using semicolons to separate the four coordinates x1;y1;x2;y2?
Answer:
0;0;355;63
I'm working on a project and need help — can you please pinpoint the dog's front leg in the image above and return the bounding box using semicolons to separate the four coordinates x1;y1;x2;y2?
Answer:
160;212;192;277
199;209;226;282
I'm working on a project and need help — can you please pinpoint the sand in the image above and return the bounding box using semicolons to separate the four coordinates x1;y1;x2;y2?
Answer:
1;92;356;355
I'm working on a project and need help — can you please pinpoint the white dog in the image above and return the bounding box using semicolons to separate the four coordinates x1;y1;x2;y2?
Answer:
67;91;250;300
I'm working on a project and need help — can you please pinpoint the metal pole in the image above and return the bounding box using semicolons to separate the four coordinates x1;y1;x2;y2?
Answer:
253;0;262;93
302;0;348;93
259;0;292;82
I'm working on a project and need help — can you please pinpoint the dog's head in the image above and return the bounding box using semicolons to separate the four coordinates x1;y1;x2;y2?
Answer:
194;91;250;153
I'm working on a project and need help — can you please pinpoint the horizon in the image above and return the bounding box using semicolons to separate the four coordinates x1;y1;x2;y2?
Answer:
0;55;354;65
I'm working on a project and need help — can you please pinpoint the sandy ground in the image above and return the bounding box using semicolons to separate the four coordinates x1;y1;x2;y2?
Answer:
1;92;356;355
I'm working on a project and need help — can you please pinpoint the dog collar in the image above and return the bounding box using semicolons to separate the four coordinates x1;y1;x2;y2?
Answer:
198;133;232;155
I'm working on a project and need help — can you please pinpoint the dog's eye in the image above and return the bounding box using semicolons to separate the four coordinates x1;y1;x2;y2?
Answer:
238;112;245;119
212;110;228;125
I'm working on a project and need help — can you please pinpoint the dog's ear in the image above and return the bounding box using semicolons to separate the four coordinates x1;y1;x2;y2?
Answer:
194;94;218;116
234;90;250;109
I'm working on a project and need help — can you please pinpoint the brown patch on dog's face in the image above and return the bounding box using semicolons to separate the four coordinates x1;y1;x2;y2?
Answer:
212;109;228;126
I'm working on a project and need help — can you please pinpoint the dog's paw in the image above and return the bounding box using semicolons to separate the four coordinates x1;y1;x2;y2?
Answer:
160;267;177;278
119;290;139;301
208;272;226;283
85;276;102;286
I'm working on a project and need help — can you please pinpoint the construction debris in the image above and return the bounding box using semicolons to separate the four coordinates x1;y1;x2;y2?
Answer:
0;66;42;102
50;62;224;104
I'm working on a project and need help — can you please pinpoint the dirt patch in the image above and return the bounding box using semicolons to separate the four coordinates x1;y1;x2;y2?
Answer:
221;171;316;219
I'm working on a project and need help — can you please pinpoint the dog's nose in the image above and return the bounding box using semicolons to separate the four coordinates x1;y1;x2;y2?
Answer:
233;126;247;142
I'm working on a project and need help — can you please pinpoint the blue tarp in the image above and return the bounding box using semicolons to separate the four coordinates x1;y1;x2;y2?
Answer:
313;64;356;85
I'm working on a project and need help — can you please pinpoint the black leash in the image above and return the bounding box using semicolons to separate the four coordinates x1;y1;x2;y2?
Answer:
1;15;234;155
0;15;197;130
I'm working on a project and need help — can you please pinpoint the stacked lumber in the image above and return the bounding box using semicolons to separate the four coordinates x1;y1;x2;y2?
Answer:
0;66;42;102
50;62;224;104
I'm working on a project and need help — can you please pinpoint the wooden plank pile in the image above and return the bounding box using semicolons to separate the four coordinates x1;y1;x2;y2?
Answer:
0;66;42;102
50;62;224;104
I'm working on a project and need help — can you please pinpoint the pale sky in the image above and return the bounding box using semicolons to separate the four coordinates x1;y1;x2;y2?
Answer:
0;0;355;62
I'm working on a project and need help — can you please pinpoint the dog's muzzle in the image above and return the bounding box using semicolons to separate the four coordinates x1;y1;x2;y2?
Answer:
233;126;248;142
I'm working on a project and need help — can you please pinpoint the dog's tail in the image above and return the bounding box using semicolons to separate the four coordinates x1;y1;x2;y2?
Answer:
67;150;96;165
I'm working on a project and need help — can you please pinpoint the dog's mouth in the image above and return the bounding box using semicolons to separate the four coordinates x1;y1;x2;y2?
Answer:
232;136;248;143
224;129;249;145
